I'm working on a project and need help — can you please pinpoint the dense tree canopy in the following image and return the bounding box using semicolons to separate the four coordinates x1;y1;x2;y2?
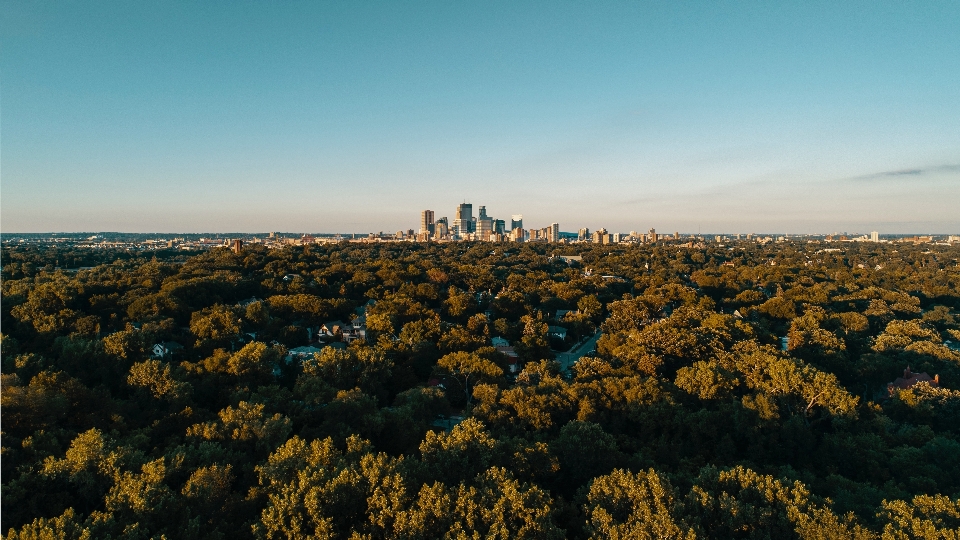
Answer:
3;239;960;538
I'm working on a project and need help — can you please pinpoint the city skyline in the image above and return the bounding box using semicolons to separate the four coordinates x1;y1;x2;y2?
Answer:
2;2;959;233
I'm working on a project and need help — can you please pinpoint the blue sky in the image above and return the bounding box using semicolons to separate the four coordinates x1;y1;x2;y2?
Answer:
2;1;958;233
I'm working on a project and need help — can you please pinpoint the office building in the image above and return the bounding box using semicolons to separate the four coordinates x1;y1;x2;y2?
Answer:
457;203;473;222
476;206;495;239
420;210;435;235
434;218;448;239
453;203;474;236
511;215;523;230
649;228;658;242
871;231;880;242
477;216;494;240
495;219;506;235
579;228;590;241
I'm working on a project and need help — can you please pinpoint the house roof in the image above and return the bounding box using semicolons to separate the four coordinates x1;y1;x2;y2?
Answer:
888;367;939;393
321;320;348;330
289;345;322;355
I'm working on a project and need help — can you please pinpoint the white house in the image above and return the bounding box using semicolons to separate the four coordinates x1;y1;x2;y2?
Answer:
319;321;348;338
152;342;184;359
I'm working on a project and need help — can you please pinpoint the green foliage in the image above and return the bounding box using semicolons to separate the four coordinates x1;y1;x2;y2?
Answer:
685;465;872;540
187;401;292;452
583;469;694;540
300;346;393;407
879;495;960;539
436;351;503;404
3;240;960;538
190;304;241;350
127;359;192;401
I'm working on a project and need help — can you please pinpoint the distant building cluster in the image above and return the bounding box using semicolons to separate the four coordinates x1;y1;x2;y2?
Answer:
414;202;676;244
407;205;959;246
417;203;514;242
5;223;959;252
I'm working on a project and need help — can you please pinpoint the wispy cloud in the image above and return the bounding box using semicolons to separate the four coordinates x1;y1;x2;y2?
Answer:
847;163;960;181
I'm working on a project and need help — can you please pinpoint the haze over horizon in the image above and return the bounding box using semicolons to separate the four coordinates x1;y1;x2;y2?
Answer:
2;1;959;234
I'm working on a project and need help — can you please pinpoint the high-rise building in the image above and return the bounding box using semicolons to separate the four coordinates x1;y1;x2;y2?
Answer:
420;210;435;235
454;203;474;235
232;239;243;254
674;231;679;240
593;228;607;244
548;223;560;242
477;216;494;240
870;231;879;242
456;203;473;222
649;228;658;243
476;206;494;239
511;215;523;231
511;228;525;242
579;228;590;241
494;219;506;235
434;218;449;239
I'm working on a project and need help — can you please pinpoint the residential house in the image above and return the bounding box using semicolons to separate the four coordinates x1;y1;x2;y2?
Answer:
152;342;184;359
495;345;520;373
238;297;262;307
286;345;322;364
319;321;348;339
888;367;939;396
348;314;368;343
547;326;568;340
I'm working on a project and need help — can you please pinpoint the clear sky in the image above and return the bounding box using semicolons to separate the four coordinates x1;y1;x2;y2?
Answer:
2;1;958;234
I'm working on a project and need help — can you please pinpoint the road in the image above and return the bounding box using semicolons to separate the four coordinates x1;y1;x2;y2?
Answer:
555;330;601;373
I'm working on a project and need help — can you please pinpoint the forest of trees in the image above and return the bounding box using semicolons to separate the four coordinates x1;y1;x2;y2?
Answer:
2;239;959;539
